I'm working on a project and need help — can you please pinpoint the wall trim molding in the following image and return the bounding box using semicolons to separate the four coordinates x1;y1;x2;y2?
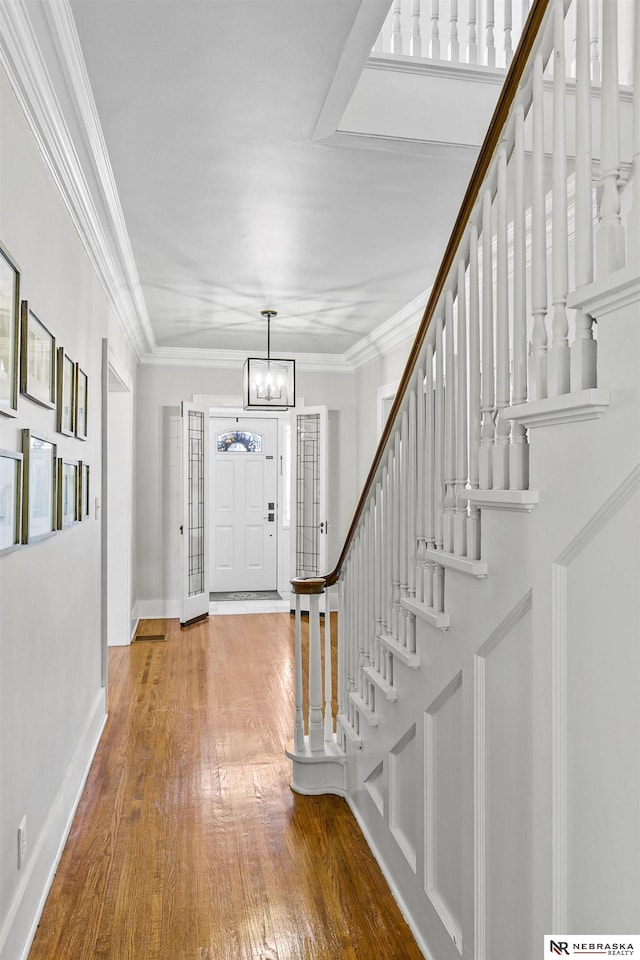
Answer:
474;589;533;960
551;463;640;930
0;689;106;960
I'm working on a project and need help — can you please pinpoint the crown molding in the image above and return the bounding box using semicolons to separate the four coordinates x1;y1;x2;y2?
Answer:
0;0;154;360
344;287;427;369
140;346;355;373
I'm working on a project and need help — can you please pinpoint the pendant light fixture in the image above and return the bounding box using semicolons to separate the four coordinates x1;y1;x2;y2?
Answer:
243;309;295;410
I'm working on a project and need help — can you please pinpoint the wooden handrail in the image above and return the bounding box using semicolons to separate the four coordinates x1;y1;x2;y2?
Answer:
323;0;552;589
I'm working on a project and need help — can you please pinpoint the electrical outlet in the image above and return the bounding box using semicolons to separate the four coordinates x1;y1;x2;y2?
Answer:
17;816;27;869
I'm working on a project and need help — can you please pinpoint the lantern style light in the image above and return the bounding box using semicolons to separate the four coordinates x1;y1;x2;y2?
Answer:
243;309;295;410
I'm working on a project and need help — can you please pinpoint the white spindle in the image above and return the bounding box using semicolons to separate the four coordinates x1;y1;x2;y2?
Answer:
293;591;304;751
480;188;495;489
511;103;529;489
468;0;478;64
392;432;401;640
399;410;409;647
425;343;436;604
386;449;394;642
338;577;345;744
391;0;403;54
416;367;426;604
486;0;495;67
374;483;383;662
324;594;333;742
468;224;481;560
444;292;456;552
454;260;468;556
434;314;445;610
504;0;513;66
627;0;640;263
449;0;459;62
549;0;570;398
407;390;417;652
597;0;625;277
411;0;423;57
572;0;597;391
589;0;600;83
494;146;510;489
430;0;441;59
531;54;548;401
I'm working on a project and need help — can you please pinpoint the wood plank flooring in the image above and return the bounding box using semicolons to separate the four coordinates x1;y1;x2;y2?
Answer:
27;613;423;960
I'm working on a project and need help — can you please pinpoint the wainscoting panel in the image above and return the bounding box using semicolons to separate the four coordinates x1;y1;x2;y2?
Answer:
475;592;533;960
425;673;463;953
364;760;385;816
389;726;417;871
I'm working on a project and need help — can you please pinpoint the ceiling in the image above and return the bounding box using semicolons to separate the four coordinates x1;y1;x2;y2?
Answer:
68;0;483;360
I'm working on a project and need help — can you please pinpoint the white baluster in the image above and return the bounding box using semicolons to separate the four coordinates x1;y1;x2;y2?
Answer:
373;484;382;673
324;592;333;742
425;343;436;603
391;0;403;54
338;577;345;747
430;0;441;59
386;448;394;644
627;0;640;264
293;590;304;752
468;223;481;560
392;432;401;640
480;188;495;489
486;0;496;67
511;104;529;489
504;0;513;67
416;367;426;603
407;390;417;652
494;146;510;488
589;0;600;83
549;0;570;398
597;0;625;277
455;260;468;556
468;0;478;64
399;410;409;647
411;0;423;57
449;0;459;61
444;291;456;551
531;53;548;401
572;0;597;391
434;314;445;610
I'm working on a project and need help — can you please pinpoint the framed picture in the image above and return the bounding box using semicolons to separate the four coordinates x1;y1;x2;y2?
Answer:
57;348;75;436
21;302;56;408
0;244;20;417
79;461;90;519
75;365;88;440
57;458;79;529
22;429;57;543
0;448;22;553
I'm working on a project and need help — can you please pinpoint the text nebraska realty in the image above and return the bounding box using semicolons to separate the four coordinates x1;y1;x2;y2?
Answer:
559;944;634;956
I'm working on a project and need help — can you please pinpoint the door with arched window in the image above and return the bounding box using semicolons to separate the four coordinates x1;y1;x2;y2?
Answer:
209;417;278;592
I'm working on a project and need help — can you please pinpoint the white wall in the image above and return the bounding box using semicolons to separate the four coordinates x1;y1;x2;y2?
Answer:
0;69;137;960
135;363;358;616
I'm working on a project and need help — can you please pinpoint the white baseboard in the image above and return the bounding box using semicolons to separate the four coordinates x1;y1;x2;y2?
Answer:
0;688;107;960
346;794;433;960
136;599;180;620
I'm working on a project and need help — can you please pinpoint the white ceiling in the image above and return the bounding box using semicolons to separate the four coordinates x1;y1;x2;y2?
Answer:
69;0;483;359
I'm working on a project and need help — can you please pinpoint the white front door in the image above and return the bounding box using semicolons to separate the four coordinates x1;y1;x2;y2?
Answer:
210;417;278;592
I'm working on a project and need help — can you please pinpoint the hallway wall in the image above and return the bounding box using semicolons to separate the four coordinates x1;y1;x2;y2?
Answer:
0;69;137;960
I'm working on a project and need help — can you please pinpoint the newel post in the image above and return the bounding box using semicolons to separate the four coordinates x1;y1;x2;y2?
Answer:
291;577;326;753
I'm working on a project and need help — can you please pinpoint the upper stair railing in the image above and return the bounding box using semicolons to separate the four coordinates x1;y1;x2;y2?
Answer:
289;0;638;770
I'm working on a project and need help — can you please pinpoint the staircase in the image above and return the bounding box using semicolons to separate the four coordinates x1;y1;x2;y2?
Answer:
288;1;640;956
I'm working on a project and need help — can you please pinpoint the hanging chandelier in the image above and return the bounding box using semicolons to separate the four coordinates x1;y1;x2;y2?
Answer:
243;309;296;410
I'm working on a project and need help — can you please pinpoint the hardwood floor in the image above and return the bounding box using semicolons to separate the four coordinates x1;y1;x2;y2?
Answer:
28;613;423;960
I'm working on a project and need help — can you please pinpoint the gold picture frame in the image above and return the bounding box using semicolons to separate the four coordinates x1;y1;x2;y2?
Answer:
57;347;76;436
0;243;20;418
21;302;56;409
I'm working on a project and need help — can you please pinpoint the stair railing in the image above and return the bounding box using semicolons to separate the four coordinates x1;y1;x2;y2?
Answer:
291;0;636;759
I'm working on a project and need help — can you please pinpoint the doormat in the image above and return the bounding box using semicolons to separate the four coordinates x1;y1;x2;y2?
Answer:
210;591;282;602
